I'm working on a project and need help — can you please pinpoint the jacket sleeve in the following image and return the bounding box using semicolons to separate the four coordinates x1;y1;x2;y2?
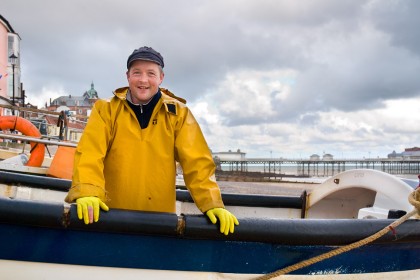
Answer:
65;100;112;203
174;107;224;213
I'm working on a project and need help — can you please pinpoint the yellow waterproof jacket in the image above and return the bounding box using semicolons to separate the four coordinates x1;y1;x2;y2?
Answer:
65;87;224;213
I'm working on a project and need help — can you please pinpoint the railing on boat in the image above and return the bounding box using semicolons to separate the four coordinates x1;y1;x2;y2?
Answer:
0;133;77;147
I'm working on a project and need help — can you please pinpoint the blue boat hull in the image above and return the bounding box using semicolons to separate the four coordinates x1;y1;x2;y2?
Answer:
0;223;419;275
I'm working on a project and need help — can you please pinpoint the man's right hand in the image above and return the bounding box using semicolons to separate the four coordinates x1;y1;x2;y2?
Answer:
206;208;239;235
76;196;109;224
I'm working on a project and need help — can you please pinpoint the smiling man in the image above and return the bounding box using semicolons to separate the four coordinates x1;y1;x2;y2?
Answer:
65;46;238;235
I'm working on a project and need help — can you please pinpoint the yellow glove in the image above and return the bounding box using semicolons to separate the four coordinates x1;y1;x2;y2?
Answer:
76;196;109;225
206;208;239;235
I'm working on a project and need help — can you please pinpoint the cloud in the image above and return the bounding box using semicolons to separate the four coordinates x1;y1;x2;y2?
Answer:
3;0;420;159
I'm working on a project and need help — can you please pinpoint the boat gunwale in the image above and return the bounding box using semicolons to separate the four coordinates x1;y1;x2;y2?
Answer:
0;197;419;246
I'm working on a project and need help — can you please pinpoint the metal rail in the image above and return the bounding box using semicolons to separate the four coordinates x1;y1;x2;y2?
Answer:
0;132;77;147
0;103;88;120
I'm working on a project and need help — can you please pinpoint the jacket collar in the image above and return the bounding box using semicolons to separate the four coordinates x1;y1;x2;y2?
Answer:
113;87;187;104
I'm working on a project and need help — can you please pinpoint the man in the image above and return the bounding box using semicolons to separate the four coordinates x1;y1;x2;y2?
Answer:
65;46;238;235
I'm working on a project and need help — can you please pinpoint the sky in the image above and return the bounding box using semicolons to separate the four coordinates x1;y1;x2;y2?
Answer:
2;0;420;159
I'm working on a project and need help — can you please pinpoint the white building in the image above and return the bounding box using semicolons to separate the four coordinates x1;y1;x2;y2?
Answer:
388;147;420;159
402;147;420;159
212;149;246;161
310;154;320;161
322;153;334;161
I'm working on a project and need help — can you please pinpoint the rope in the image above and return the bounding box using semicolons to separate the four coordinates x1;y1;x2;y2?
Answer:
255;189;420;280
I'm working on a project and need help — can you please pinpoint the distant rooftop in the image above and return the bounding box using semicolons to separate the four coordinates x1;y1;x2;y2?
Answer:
0;14;16;33
84;81;98;99
50;82;98;107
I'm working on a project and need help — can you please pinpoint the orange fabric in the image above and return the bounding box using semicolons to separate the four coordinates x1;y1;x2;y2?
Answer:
47;146;76;179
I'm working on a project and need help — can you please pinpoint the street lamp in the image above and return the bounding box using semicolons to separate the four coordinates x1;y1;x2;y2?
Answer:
9;53;18;115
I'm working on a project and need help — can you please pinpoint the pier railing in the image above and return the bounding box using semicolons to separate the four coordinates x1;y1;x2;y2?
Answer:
217;158;420;177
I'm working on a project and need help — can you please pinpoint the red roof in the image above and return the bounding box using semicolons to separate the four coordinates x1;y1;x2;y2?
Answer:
44;115;86;130
405;147;420;152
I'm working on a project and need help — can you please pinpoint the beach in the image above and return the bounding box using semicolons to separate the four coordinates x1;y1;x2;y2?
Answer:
217;180;317;196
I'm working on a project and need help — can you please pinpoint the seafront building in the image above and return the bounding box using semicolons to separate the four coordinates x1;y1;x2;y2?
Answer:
31;82;100;142
0;14;22;116
0;14;93;143
45;82;99;117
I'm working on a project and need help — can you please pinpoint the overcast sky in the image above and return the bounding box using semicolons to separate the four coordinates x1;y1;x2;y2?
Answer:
3;0;420;158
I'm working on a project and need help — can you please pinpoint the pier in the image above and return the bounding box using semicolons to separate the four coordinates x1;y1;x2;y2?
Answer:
217;158;420;177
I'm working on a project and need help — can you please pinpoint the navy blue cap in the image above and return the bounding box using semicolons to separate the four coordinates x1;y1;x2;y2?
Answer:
127;46;164;69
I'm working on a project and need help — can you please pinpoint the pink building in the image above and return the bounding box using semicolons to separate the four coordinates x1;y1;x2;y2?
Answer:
0;14;21;116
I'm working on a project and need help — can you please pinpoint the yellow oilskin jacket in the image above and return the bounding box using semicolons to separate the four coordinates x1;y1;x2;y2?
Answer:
65;87;224;213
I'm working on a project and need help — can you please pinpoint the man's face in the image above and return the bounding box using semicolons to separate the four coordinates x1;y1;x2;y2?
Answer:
126;60;164;104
